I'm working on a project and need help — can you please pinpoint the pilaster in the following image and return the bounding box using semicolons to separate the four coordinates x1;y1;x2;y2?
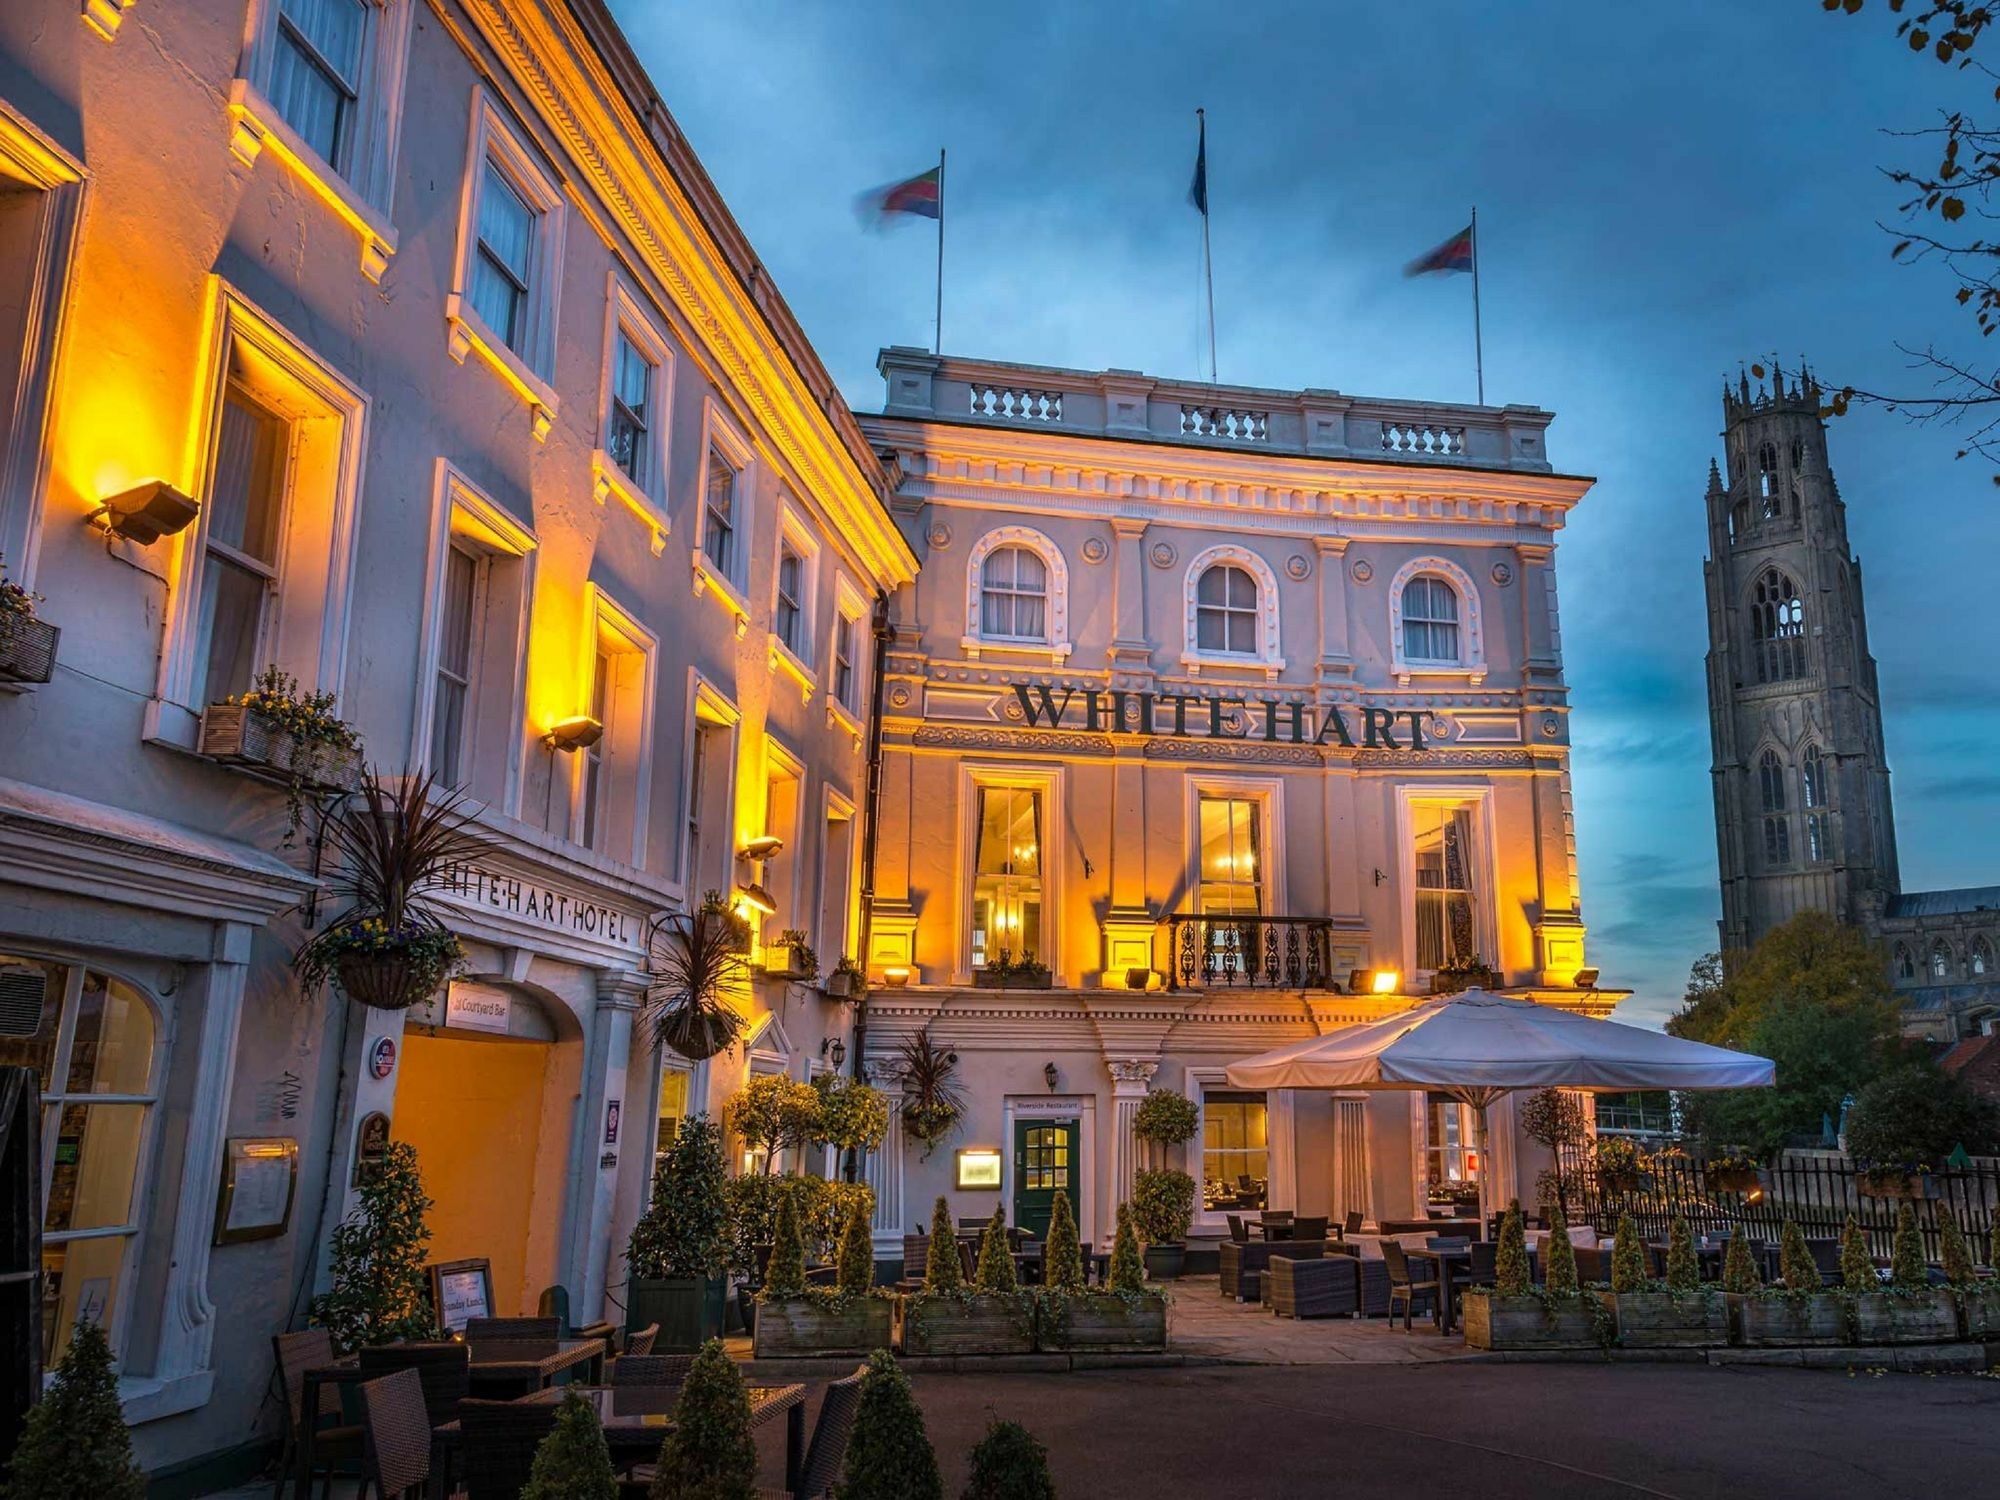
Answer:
1106;1057;1158;1216
1107;516;1153;670
1314;535;1354;682
863;1058;908;1252
569;971;642;1321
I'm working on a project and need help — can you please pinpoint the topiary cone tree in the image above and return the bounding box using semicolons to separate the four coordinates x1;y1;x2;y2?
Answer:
1043;1189;1085;1294
1939;1207;1976;1286
1109;1202;1145;1293
764;1184;808;1298
1840;1216;1877;1293
1542;1206;1580;1297
1779;1220;1819;1293
0;1319;145;1500
523;1387;617;1500
1665;1217;1700;1296
651;1339;755;1500
1889;1201;1927;1288
975;1201;1018;1292
836;1350;942;1500
838;1192;875;1297
1609;1214;1647;1294
924;1196;962;1294
309;1139;438;1351
1721;1229;1762;1294
961;1418;1057;1500
1493;1201;1530;1296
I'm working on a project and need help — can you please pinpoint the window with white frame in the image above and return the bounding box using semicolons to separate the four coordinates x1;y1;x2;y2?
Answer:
1197;796;1263;915
269;0;368;172
1180;545;1280;674
1423;1091;1480;1212
572;589;656;867
1194;564;1258;655
832;612;858;711
1201;1089;1270;1213
704;447;738;576
1411;801;1481;972
579;646;612;851
963;527;1070;659
1387;557;1484;683
607;330;651;482
971;785;1044;969
430;544;478;787
591;282;675;550
757;745;804;951
654;1062;692;1173
829;576;869;726
681;677;740;896
817;793;857;965
190;385;288;709
980;547;1048;640
0;955;159;1367
769;502;819;694
693;409;757;617
1400;575;1461;664
447;92;566;435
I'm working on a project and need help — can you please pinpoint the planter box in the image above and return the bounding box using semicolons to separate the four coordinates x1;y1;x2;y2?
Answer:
1852;1289;1960;1345
1857;1170;1929;1201
1035;1292;1167;1353
898;1293;1035;1356
1958;1284;2000;1339
972;970;1053;990
823;971;861;1000
1143;1243;1186;1281
1602;1290;1728;1349
198;703;362;792
627;1275;729;1353
1728;1292;1847;1347
753;1296;894;1358
1461;1291;1602;1351
0;612;58;685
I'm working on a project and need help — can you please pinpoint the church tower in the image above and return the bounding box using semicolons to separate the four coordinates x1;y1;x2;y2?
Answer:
1703;365;1900;952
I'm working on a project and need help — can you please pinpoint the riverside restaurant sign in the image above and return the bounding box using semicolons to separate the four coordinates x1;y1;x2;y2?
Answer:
1010;683;1435;751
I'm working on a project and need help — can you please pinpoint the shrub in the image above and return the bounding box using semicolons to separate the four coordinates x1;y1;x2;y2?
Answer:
731;1075;824;1173
1542;1206;1580;1296
629;1117;730;1282
0;1319;145;1500
1938;1208;1975;1285
651;1340;755;1500
961;1419;1056;1500
815;1077;892;1156
924;1196;962;1293
1130;1088;1200;1148
1721;1230;1762;1294
310;1140;438;1352
1843;1061;2000;1166
1609;1215;1647;1294
976;1203;1018;1292
523;1387;616;1500
1109;1202;1145;1293
837;1350;942;1500
1665;1218;1700;1296
1493;1202;1530;1296
1991;1215;2000;1273
1841;1216;1877;1292
1779;1220;1819;1292
1129;1168;1195;1246
1890;1202;1927;1288
764;1186;808;1297
724;1175;874;1278
838;1193;876;1297
1043;1189;1085;1293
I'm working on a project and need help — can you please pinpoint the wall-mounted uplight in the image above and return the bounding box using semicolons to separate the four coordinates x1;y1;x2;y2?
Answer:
1572;968;1601;989
735;882;778;917
544;716;604;753
1349;968;1401;996
1043;1061;1060;1094
881;965;912;988
90;480;200;545
739;834;785;861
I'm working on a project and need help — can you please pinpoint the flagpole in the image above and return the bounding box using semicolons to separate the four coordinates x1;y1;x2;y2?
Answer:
1470;204;1485;406
934;149;946;355
1199;110;1217;383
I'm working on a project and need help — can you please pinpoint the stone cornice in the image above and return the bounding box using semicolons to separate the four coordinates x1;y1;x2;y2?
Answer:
457;0;917;588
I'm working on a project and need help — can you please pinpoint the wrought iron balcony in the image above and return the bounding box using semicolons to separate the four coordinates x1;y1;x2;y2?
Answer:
1160;913;1337;991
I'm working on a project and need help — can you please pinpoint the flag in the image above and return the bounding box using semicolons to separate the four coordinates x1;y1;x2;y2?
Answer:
858;164;941;225
1188;114;1208;217
1406;223;1474;276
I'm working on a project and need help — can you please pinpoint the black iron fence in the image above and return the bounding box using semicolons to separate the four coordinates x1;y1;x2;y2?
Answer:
1160;914;1337;991
1553;1142;2000;1263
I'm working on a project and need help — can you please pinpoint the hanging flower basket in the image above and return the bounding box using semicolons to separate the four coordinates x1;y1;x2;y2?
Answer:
0;611;58;684
324;921;463;1011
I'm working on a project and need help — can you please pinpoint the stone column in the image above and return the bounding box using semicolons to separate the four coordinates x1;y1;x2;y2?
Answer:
1267;1090;1299;1213
570;970;642;1323
1106;1058;1158;1221
1516;543;1560;676
863;1060;907;1254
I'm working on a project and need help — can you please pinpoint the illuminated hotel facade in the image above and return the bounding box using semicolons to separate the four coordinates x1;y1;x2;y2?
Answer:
0;0;910;1474
854;350;1622;1253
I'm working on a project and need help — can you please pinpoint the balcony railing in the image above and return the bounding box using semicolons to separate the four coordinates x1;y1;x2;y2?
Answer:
1161;913;1337;991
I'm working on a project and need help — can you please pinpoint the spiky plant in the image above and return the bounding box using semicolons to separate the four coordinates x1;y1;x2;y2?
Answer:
650;1340;755;1500
1890;1202;1927;1288
0;1319;145;1500
641;909;748;1062
1779;1220;1819;1293
961;1419;1056;1500
975;1202;1018;1292
1939;1208;1976;1285
764;1185;808;1298
838;1193;875;1297
924;1196;962;1294
1722;1230;1762;1294
1841;1216;1878;1292
897;1030;966;1159
1493;1202;1530;1296
1609;1214;1647;1294
1109;1202;1145;1293
523;1387;616;1500
1665;1217;1700;1296
1043;1190;1085;1294
1543;1206;1580;1296
836;1351;942;1500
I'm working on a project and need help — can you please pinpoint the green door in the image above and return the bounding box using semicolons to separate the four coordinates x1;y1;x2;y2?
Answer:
1012;1118;1078;1239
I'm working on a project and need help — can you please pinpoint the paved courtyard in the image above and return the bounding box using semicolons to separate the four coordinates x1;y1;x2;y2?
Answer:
1163;1274;1468;1363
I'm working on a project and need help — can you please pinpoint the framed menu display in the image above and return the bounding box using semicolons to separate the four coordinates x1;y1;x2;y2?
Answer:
212;1138;299;1245
429;1257;494;1333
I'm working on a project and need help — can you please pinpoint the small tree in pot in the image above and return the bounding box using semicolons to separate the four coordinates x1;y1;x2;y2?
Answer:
626;1116;730;1350
1601;1215;1727;1350
1033;1189;1166;1353
310;1141;438;1351
1735;1218;1847;1348
1849;1204;1959;1345
900;1197;1033;1356
1130;1167;1196;1280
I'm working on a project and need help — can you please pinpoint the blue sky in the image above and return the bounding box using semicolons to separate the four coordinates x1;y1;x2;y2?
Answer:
612;0;2000;1025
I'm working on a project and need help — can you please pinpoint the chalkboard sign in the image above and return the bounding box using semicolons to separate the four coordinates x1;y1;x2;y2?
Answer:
428;1257;493;1333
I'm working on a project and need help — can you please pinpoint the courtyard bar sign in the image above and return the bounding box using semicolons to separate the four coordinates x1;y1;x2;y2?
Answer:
1011;682;1433;750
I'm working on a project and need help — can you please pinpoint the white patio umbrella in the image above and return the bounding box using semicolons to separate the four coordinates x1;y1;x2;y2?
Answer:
1224;988;1774;1227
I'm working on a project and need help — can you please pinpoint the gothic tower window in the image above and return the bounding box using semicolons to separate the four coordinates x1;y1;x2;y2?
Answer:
1802;744;1830;863
1895;945;1916;982
1930;942;1955;981
1752;569;1806;683
1758;443;1781;517
1759;749;1789;866
1973;939;1992;977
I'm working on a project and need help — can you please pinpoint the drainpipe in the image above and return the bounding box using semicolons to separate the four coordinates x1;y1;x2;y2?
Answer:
844;591;895;1179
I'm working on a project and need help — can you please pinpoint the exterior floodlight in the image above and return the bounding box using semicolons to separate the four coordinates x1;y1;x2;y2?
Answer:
882;965;912;988
92;480;200;544
735;882;778;917
544;716;604;752
1349;968;1401;996
739;834;785;860
1572;967;1601;989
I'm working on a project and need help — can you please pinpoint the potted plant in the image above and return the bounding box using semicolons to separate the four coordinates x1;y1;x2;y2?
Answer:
766;928;818;982
1033;1191;1166;1352
1;1318;146;1500
838;1351;944;1500
1856;1164;1930;1200
899;1196;1035;1355
1849;1206;1959;1344
1702;1151;1763;1196
1594;1136;1642;1196
650;1340;757;1497
698;887;753;953
897;1029;965;1159
1430;952;1501;995
974;949;1053;990
1731;1219;1847;1346
963;1419;1057;1500
1600;1215;1727;1348
1131;1167;1196;1280
825;955;866;1000
1131;1087;1200;1162
521;1387;617;1500
754;1191;894;1357
1946;1209;2000;1337
199;664;364;834
730;1074;825;1175
625;1116;731;1350
814;1074;890;1164
308;1141;439;1351
1462;1203;1606;1350
1518;1089;1592;1223
0;554;57;685
292;773;481;1012
641;901;750;1062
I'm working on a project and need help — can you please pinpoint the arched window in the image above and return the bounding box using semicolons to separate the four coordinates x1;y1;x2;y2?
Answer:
963;527;1070;660
1728;500;1749;543
1401;576;1462;664
1759;750;1786;812
1758;442;1780;515
1801;746;1827;808
1971;938;1992;977
1195;564;1259;654
1931;943;1955;981
1752;569;1806;683
979;546;1048;641
1763;814;1790;865
1895;945;1916;982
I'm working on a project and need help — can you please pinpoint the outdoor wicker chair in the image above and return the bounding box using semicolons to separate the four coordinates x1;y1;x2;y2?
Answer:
770;1363;867;1499
356;1367;432;1500
357;1341;470;1429
610;1353;695;1391
624;1322;659;1357
1344;1211;1366;1236
1226;1214;1249;1243
1382;1240;1440;1331
1468;1240;1499;1285
1292;1216;1329;1243
458;1396;561;1500
463;1315;560;1342
1221;1239;1327;1300
271;1327;364;1500
1267;1254;1358;1319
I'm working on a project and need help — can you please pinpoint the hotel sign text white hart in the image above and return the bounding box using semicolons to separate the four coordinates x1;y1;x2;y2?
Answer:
1010;683;1437;751
433;860;643;953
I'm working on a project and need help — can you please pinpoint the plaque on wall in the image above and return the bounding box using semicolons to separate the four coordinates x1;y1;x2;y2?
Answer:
213;1137;299;1246
353;1112;391;1187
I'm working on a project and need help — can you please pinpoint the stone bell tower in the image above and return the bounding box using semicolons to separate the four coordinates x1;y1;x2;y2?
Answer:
1702;364;1899;952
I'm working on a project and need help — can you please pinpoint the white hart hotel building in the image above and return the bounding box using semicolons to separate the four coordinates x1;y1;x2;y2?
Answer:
855;350;1622;1256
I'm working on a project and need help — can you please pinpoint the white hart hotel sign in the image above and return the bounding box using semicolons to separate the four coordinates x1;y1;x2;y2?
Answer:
1010;682;1435;751
431;858;645;956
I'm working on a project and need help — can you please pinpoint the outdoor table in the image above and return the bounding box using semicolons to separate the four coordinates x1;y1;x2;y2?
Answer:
1404;1246;1473;1334
464;1335;607;1398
